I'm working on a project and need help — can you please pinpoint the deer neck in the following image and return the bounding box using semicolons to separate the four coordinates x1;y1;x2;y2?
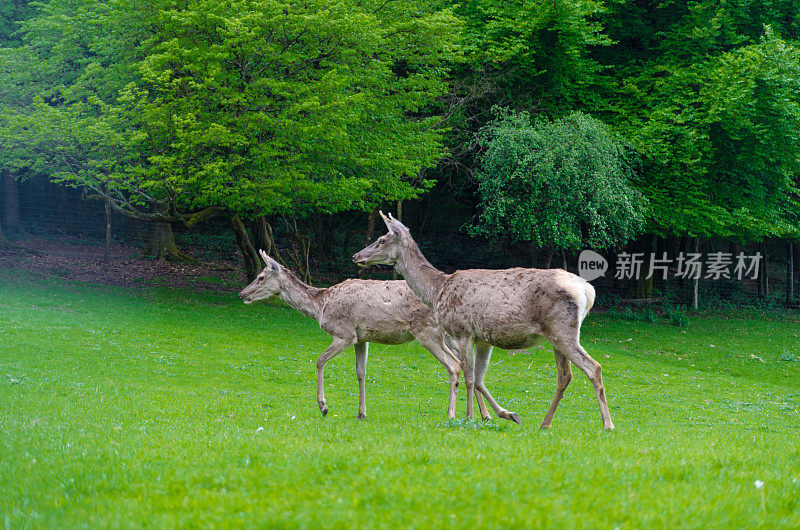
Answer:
394;241;447;309
278;273;325;320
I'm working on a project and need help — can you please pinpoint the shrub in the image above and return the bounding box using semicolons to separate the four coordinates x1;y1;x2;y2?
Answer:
666;305;689;327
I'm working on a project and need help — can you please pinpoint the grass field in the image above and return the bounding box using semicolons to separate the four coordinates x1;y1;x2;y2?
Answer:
1;269;799;528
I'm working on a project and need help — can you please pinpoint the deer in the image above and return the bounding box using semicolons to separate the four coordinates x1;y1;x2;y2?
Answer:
353;212;615;430
239;250;488;420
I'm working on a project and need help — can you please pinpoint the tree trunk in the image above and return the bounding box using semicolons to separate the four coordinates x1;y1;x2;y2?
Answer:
0;210;30;252
758;242;768;298
795;243;800;302
314;214;336;264
664;236;680;296
419;192;433;236
359;207;379;278
393;201;403;279
0;216;9;248
544;247;554;268
730;241;741;259
2;170;24;236
251;216;277;257
628;235;654;299
339;215;352;265
283;217;311;283
787;241;794;304
231;215;262;282
142;221;189;261
653;236;667;292
364;207;378;246
676;236;687;292
104;202;111;263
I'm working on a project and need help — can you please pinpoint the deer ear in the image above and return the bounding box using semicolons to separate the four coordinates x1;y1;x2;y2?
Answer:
260;251;280;271
379;210;396;234
386;212;409;234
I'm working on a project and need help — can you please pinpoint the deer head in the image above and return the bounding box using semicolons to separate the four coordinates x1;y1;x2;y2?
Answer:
352;211;410;266
239;250;282;304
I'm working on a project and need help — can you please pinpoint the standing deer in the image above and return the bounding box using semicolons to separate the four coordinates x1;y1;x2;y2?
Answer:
239;250;488;419
353;213;614;430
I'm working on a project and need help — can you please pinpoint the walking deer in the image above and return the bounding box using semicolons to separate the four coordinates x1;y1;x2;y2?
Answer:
239;250;488;419
353;213;614;430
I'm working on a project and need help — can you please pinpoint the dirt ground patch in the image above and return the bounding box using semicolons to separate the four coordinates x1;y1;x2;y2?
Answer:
0;237;246;293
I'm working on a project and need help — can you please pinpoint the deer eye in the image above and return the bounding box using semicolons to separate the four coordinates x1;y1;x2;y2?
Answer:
378;239;384;246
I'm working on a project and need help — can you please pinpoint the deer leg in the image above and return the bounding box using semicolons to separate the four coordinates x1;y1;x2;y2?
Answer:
446;335;489;420
354;342;368;419
474;342;520;424
475;386;490;421
540;350;572;429
454;336;476;419
554;338;614;430
415;330;460;419
472;344;493;421
316;336;354;417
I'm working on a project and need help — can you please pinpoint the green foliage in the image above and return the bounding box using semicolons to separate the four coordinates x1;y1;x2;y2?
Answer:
665;305;690;328
0;0;164;182
472;109;648;252
2;0;462;219
593;291;621;308
4;0;800;259
608;306;659;324
701;27;800;239
595;5;800;240
124;0;460;215
457;0;610;110
0;0;35;45
440;0;614;181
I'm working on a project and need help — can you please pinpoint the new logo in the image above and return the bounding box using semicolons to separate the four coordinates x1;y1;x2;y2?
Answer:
578;250;608;281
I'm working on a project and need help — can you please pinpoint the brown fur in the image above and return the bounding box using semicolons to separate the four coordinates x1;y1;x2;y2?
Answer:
353;212;614;430
240;252;489;419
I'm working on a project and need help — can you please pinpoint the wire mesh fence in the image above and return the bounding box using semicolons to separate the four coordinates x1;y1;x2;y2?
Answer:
2;175;798;312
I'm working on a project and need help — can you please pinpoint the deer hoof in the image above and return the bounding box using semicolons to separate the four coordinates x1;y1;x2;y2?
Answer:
319;404;328;417
357;413;366;420
507;412;521;424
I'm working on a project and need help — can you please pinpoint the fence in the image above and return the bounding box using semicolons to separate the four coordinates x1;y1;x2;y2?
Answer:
2;175;798;311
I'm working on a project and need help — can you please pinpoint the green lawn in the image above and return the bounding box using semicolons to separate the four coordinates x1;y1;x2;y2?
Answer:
1;269;799;528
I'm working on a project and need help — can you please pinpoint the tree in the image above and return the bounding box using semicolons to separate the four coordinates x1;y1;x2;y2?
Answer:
0;214;7;248
472;109;648;263
0;0;185;253
437;0;612;181
3;0;462;277
621;29;800;242
458;0;609;109
0;0;41;241
592;4;800;242
700;27;800;241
